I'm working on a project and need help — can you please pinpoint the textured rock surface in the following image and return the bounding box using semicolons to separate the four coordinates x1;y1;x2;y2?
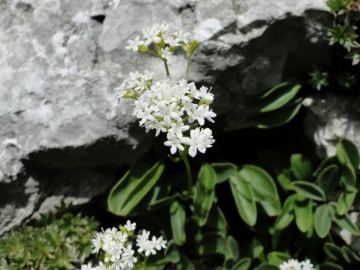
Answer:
0;0;331;234
303;94;360;158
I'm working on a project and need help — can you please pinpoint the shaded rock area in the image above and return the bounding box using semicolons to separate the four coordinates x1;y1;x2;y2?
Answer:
0;0;332;234
303;94;360;158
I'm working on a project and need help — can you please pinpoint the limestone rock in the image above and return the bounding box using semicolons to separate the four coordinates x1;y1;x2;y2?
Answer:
303;94;360;158
0;0;332;234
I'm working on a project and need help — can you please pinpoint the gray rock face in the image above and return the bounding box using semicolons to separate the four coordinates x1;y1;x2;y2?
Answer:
303;94;360;158
0;0;331;234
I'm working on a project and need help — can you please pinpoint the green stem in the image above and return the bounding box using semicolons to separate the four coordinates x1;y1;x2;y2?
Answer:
162;59;171;78
146;49;160;58
185;53;192;81
180;151;192;199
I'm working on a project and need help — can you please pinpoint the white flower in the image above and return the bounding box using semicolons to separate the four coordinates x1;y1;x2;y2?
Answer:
124;220;136;231
81;263;93;270
160;47;173;60
114;72;216;157
168;121;190;138
92;233;102;254
143;26;161;45
126;36;144;51
197;86;214;104
164;132;185;154
279;259;301;270
154;236;167;250
301;260;315;270
181;128;208;157
121;244;137;268
188;105;216;126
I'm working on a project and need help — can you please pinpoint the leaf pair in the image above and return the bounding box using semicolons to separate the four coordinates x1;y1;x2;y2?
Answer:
247;82;302;128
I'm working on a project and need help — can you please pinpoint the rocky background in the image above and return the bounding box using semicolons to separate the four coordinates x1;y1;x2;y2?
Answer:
0;0;345;235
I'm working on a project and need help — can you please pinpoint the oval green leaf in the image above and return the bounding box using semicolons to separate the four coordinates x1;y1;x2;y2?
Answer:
170;200;186;246
164;240;181;263
317;165;339;196
336;190;357;215
319;262;344;270
329;204;360;236
108;159;165;216
239;165;278;203
211;162;237;184
267;251;291;267
294;195;313;233
291;154;312;181
314;204;332;238
247;98;302;129
231;258;251;270
194;164;216;226
251;82;301;113
274;194;296;230
229;173;257;226
206;205;227;236
292;181;326;201
337;139;360;170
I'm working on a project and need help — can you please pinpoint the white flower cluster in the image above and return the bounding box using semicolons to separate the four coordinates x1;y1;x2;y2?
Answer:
115;71;216;157
79;221;166;270
279;259;315;270
126;21;192;59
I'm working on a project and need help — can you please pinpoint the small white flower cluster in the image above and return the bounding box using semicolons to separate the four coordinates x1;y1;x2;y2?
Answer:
115;71;216;157
79;221;166;270
279;259;315;270
126;21;192;59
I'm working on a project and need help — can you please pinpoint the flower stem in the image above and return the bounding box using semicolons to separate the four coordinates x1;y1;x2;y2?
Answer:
162;58;171;78
185;54;192;81
180;151;192;199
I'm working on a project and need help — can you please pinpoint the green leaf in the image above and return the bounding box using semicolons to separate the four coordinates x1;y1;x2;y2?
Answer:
170;200;186;245
291;154;312;180
267;252;291;267
164;240;181;263
337;139;360;171
108;159;165;216
231;258;251;270
225;236;240;261
251;82;301;113
277;171;293;191
342;245;360;263
336;190;357;215
239;165;278;202
193;164;216;226
319;262;344;270
314;204;332;238
324;242;344;261
274;194;296;230
206;205;227;236
251;238;264;259
176;254;196;270
211;162;237;184
313;156;339;177
317;165;339;196
292;181;326;201
192;232;226;256
247;98;302;129
259;199;281;216
340;166;356;187
229;173;257;226
294;195;313;233
329;204;360;236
